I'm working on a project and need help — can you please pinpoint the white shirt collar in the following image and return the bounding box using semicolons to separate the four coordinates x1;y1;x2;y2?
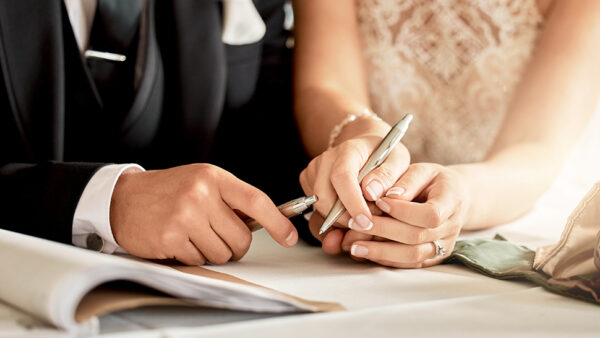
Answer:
64;0;266;52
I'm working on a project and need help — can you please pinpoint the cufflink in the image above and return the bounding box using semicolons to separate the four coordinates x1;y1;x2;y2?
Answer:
86;233;105;252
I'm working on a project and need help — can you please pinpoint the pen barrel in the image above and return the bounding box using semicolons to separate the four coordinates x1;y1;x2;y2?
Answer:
245;195;317;232
246;203;308;232
320;199;346;233
246;219;263;232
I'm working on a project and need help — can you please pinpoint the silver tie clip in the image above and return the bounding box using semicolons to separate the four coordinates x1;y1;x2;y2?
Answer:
84;50;127;62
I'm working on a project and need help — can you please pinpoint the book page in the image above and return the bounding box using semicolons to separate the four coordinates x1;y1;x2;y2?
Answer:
0;230;342;335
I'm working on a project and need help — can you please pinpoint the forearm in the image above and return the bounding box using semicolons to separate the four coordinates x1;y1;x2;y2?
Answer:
459;0;600;229
292;0;371;156
453;143;562;229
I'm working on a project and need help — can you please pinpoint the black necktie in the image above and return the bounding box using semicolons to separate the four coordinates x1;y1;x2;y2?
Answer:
87;0;143;113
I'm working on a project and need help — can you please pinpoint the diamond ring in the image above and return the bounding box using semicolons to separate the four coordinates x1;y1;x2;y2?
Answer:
432;240;447;259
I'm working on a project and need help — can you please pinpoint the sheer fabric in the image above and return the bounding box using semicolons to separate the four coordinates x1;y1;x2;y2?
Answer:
357;0;542;164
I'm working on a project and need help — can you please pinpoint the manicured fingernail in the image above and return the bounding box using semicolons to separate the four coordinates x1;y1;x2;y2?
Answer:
375;199;391;213
365;180;384;200
348;214;373;231
386;187;405;199
285;231;296;246
351;244;368;258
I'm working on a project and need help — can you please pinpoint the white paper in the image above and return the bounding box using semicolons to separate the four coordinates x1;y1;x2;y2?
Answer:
0;230;324;335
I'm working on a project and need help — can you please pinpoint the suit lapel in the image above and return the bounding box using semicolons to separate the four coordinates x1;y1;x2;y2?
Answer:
0;0;66;161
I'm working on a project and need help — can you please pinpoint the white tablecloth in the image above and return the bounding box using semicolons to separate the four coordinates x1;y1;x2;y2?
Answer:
2;110;600;338
2;184;600;338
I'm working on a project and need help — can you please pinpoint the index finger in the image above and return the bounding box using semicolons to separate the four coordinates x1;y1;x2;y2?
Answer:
329;142;373;231
219;173;298;247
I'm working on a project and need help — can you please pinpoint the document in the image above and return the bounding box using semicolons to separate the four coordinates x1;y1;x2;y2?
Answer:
0;229;342;335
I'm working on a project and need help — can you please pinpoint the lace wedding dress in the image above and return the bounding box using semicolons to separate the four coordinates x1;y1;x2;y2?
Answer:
357;0;543;164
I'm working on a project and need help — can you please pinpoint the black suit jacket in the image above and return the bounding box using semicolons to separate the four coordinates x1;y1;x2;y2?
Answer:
0;0;308;244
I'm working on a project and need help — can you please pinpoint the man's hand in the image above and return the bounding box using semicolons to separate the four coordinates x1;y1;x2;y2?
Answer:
109;164;298;265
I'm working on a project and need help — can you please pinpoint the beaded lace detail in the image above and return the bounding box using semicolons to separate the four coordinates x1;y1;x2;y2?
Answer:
357;0;543;164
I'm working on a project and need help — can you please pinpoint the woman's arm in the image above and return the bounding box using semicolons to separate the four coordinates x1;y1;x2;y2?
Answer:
293;0;371;156
323;0;600;268
459;0;600;229
293;0;410;236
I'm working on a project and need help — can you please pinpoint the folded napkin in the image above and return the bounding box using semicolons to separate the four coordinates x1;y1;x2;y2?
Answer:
447;182;600;305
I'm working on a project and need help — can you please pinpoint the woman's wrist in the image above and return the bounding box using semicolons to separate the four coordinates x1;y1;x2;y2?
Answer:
450;162;506;230
447;163;484;229
330;112;391;148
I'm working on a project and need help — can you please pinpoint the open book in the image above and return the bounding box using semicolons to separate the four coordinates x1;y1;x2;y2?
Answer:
0;229;342;335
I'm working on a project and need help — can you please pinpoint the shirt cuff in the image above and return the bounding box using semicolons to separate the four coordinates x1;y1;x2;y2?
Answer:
72;164;145;253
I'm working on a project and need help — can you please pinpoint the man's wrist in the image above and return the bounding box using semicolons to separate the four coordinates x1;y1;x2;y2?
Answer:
72;164;145;253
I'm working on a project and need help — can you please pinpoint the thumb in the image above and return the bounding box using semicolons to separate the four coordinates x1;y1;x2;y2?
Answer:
360;144;410;201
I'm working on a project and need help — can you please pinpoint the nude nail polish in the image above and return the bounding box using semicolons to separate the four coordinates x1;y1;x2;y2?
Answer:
386;187;405;199
376;199;391;213
285;231;296;246
351;244;368;258
366;180;384;200
349;214;373;231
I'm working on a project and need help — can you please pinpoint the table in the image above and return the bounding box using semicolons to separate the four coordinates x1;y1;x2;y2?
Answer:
2;112;600;338
2;181;600;338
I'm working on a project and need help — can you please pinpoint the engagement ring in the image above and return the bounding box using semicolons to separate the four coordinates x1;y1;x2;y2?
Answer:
432;240;447;259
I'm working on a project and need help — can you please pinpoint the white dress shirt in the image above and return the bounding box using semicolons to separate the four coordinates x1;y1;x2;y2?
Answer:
66;0;266;252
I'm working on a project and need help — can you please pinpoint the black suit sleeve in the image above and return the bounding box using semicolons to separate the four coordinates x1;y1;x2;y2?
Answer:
0;162;104;244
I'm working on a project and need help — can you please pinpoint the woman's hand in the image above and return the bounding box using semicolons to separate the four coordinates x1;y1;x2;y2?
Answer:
317;163;471;268
299;117;410;240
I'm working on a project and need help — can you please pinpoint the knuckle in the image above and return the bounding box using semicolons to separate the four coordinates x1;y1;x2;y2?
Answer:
170;204;192;224
409;162;431;178
408;245;427;262
210;251;233;265
449;220;462;235
186;180;211;202
336;140;366;163
330;166;355;185
157;230;181;248
424;204;443;227
374;166;396;186
407;229;427;245
198;163;221;177
190;164;221;185
245;189;269;208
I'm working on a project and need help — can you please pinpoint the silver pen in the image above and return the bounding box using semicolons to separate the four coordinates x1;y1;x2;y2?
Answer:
246;195;318;232
318;113;414;235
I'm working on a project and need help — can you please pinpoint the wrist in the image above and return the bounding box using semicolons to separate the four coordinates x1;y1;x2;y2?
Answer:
330;111;391;148
449;163;488;230
109;168;143;245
